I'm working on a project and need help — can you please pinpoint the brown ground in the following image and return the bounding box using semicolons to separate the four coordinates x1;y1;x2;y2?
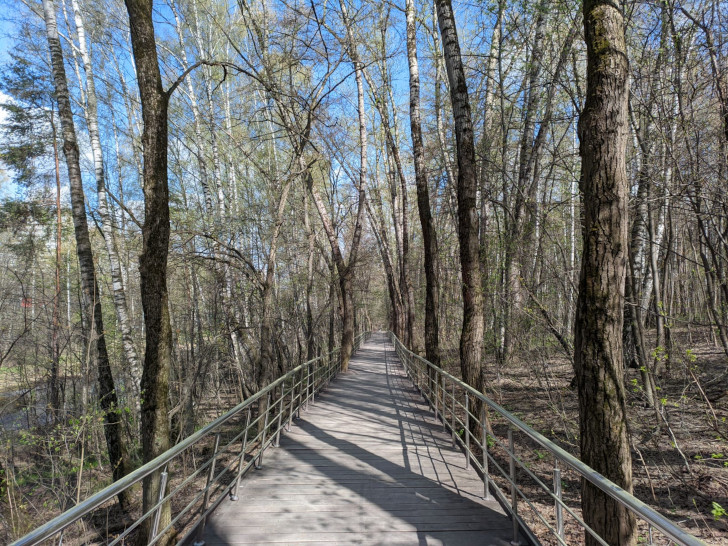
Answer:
3;329;727;544
438;326;728;545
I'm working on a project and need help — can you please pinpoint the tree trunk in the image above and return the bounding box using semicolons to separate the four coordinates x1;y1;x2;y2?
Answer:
304;190;316;361
305;0;367;373
123;0;173;541
478;0;503;345
50;112;62;420
42;0;129;508
406;0;440;366
430;0;456;208
503;1;548;364
258;173;294;391
574;1;636;544
308;171;363;373
436;0;485;395
71;0;142;409
366;198;404;338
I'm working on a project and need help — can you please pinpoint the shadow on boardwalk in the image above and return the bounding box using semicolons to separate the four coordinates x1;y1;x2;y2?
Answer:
204;333;523;545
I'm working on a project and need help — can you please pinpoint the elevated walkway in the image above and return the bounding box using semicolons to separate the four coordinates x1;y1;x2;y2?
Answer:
16;331;699;546
204;332;521;545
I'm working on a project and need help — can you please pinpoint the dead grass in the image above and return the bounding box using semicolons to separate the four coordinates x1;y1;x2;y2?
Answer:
456;326;728;544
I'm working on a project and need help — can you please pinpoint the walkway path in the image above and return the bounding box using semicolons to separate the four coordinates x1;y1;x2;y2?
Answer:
204;333;521;545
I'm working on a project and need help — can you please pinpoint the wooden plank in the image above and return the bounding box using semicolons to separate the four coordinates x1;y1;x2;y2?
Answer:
204;333;526;545
205;530;511;546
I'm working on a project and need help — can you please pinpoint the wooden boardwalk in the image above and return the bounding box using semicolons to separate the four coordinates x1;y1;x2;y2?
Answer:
204;333;523;545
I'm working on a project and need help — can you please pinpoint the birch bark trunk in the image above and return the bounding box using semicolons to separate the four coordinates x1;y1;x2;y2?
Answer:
70;0;142;407
406;0;440;366
41;0;129;508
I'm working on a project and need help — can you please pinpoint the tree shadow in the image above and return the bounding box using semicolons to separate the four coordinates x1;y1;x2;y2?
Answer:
203;333;525;545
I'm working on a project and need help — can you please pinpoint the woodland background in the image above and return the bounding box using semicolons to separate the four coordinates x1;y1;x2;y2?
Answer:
0;0;727;542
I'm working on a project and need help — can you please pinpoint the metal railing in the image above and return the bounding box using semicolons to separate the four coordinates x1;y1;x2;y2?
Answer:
388;331;703;546
12;332;370;546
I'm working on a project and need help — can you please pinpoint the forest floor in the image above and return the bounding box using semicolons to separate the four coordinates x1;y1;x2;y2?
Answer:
3;329;727;544
444;326;728;544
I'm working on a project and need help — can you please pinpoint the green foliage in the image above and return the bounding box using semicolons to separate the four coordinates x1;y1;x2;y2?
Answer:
651;345;667;363
0;199;53;231
0;53;53;187
711;502;727;520
685;349;697;364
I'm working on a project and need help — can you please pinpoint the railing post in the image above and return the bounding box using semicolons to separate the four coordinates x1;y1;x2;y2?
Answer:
312;360;317;405
296;368;302;418
150;466;168;544
288;376;296;430
451;383;456;446
256;394;271;469
465;394;470;469
434;371;440;422
427;364;433;408
230;409;252;501
441;376;447;432
554;460;564;540
193;434;220;546
509;428;520;545
481;406;492;501
276;383;285;446
419;358;424;395
305;362;311;410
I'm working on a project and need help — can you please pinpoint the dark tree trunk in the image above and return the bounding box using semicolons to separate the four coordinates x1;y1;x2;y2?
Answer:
366;199;404;340
406;0;440;366
502;1;547;365
123;0;173;541
308;0;367;373
42;0;129;508
308;172;363;373
436;0;484;394
574;1;636;544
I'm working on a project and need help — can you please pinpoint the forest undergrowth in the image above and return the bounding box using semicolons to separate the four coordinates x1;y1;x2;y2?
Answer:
2;328;727;544
468;326;728;544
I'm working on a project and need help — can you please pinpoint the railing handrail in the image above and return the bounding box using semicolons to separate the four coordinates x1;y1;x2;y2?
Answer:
12;332;368;546
388;331;703;546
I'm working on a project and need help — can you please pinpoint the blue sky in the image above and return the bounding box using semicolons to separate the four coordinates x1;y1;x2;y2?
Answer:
0;11;16;64
0;13;12;196
1;14;16;198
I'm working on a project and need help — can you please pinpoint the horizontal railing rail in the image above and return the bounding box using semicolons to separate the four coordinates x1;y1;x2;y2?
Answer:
12;332;370;546
388;331;703;546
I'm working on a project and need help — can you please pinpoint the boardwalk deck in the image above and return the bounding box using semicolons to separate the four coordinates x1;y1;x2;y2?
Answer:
204;333;524;545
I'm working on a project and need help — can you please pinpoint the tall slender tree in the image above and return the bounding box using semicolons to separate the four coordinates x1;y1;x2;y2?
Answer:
70;0;142;407
435;0;484;396
123;0;173;540
307;0;367;373
406;0;440;366
41;0;129;507
574;0;636;543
